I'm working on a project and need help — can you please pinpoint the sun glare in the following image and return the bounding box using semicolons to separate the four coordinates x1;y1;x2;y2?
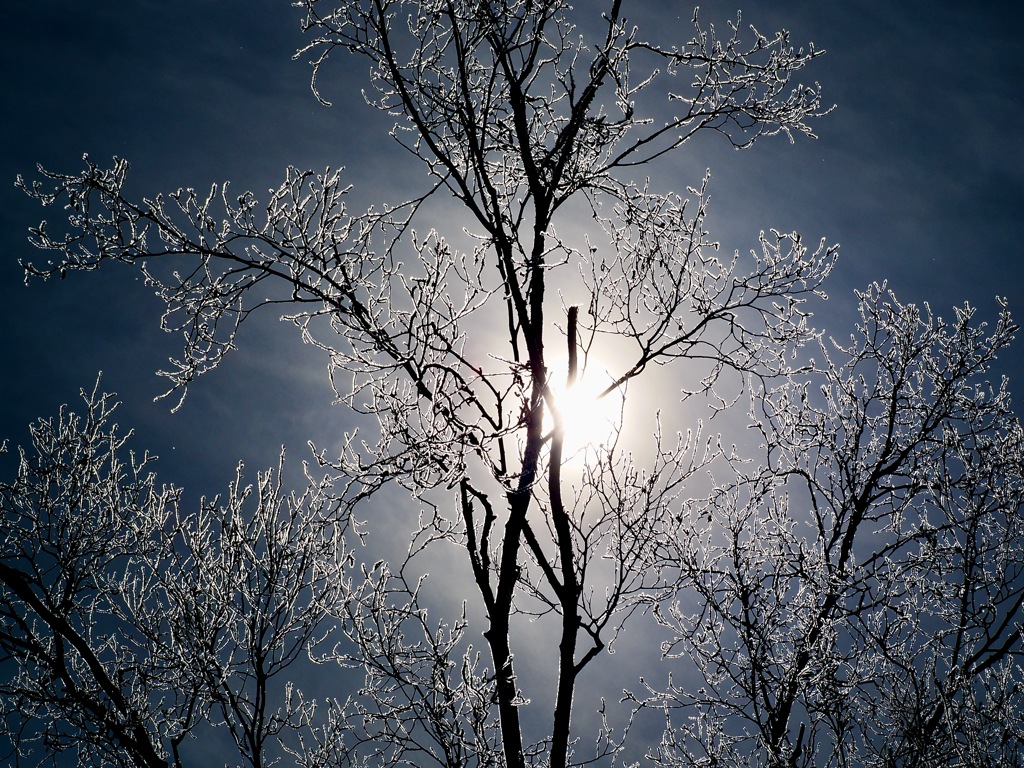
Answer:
545;359;624;457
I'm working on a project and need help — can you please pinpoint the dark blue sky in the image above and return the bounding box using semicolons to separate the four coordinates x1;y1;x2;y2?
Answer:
1;0;1022;492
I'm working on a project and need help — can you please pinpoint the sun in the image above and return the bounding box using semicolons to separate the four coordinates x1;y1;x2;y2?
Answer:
544;358;624;457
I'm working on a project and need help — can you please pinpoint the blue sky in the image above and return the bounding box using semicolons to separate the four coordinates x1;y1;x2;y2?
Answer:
1;1;1023;762
2;2;1022;490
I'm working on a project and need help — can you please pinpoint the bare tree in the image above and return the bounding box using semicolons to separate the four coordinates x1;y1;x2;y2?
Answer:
645;285;1024;767
0;382;350;768
5;2;1021;768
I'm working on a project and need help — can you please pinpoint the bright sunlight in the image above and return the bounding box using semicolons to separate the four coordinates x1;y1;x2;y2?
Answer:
545;357;624;458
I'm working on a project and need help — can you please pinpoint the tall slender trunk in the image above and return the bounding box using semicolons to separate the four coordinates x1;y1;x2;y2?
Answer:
549;307;580;768
485;618;527;768
486;387;546;768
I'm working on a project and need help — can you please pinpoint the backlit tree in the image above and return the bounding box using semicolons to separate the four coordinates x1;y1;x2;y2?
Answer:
3;2;1022;767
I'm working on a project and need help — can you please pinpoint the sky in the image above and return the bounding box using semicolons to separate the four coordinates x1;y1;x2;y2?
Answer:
1;0;1023;761
2;1;1022;488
